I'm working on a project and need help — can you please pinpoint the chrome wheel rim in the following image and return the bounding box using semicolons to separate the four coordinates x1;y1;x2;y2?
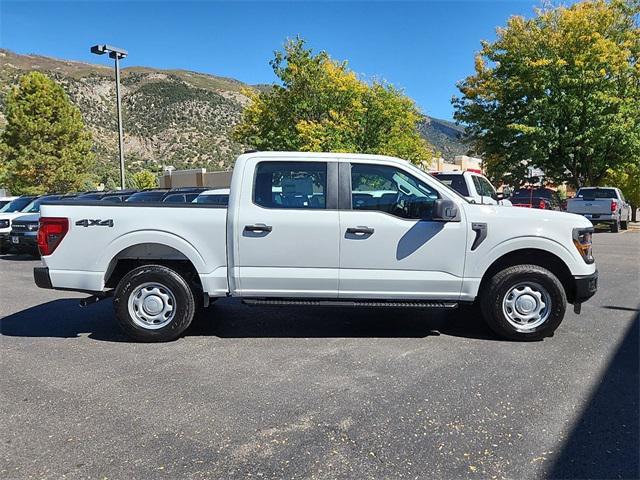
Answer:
502;281;551;331
128;282;176;330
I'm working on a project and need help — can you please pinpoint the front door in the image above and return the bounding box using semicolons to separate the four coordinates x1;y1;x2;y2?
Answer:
234;158;340;297
339;161;466;300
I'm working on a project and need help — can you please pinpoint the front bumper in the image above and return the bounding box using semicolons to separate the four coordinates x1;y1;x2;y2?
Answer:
573;270;598;303
9;231;38;250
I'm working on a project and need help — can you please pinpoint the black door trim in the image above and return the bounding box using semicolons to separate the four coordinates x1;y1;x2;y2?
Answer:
338;162;352;210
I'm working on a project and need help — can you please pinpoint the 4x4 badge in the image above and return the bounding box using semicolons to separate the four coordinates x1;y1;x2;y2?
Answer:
75;219;114;227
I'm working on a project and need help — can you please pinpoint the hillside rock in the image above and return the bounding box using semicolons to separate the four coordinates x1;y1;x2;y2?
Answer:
0;49;467;177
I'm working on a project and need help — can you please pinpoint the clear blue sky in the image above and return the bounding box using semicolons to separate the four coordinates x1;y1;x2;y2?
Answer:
1;1;540;120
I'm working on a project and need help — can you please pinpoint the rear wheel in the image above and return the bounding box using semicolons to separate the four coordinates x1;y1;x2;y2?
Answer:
113;265;196;342
480;264;566;341
611;218;620;233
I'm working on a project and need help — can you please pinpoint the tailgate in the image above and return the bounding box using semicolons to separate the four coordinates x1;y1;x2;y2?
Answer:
567;198;611;215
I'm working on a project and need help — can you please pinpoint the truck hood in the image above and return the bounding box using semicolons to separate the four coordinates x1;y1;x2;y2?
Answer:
466;203;593;229
11;213;40;224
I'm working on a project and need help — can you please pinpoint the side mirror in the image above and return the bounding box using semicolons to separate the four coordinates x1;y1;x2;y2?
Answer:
433;199;461;222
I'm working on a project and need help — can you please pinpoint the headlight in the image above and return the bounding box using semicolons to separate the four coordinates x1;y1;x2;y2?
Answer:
0;219;9;229
27;224;38;231
573;227;594;264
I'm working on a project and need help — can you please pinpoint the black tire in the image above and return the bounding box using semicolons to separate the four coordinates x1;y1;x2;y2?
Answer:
480;264;567;341
610;218;620;233
621;220;628;230
113;265;196;342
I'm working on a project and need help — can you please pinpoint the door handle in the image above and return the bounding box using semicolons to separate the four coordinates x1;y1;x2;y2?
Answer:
346;226;374;235
244;223;273;233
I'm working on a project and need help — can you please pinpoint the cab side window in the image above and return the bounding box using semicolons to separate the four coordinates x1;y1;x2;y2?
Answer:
472;175;497;200
351;164;439;220
254;162;327;209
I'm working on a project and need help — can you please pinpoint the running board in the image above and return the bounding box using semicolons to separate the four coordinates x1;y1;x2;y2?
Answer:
242;298;458;309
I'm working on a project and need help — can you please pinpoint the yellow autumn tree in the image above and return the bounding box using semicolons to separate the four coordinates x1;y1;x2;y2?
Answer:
235;38;435;164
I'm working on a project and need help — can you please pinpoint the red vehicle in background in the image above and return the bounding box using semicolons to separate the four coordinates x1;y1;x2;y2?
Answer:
510;188;563;210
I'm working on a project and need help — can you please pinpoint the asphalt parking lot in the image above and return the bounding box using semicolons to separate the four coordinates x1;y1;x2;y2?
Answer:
1;230;638;480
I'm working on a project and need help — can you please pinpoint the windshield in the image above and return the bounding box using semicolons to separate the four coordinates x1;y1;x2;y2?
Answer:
576;188;617;199
77;193;103;200
163;194;187;203
125;191;167;202
426;172;471;203
433;174;470;197
22;196;62;213
512;188;553;199
193;194;229;205
0;197;34;213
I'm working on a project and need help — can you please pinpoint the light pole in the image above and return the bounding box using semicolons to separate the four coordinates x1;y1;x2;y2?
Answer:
91;44;128;189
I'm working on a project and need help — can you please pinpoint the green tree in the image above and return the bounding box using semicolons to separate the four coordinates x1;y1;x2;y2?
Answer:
127;170;157;190
453;0;640;188
236;38;435;163
604;161;640;220
1;72;95;194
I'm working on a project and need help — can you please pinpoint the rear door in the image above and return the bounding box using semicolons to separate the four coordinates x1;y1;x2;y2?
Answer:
338;160;466;300
234;158;340;297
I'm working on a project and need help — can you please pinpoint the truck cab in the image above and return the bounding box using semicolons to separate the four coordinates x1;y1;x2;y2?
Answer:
34;152;598;342
431;170;512;206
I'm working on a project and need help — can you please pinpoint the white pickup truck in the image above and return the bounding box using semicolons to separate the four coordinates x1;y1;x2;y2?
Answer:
431;170;512;206
34;152;598;342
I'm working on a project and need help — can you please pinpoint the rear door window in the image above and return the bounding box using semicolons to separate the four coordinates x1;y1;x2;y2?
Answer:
254;162;327;209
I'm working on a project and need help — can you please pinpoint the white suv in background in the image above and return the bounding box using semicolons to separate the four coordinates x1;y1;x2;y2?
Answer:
432;171;512;206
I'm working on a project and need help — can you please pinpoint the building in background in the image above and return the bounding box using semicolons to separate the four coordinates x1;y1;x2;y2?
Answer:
423;155;483;173
159;168;232;189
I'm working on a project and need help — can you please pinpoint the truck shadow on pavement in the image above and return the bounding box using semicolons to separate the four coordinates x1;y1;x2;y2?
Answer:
0;298;498;342
546;313;639;479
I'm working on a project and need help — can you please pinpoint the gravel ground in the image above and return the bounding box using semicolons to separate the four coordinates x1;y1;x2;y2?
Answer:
1;230;638;479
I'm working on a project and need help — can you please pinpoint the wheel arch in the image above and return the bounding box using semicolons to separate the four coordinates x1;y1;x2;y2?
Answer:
104;242;203;294
478;248;577;303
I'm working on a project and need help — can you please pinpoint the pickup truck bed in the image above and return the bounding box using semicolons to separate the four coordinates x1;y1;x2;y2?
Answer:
40;202;228;296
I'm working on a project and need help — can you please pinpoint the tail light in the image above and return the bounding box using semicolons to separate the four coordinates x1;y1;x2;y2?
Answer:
538;199;546;209
573;227;594;264
611;200;617;212
37;217;69;256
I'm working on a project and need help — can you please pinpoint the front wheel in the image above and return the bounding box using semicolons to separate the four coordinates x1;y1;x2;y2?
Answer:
480;265;567;341
113;265;196;342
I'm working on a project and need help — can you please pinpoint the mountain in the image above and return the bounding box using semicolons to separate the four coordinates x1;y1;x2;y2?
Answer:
418;116;470;159
0;49;468;179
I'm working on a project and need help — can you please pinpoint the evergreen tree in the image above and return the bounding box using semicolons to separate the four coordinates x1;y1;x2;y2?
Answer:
1;72;95;194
